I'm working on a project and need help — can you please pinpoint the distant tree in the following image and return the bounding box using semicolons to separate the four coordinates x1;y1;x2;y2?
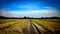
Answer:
0;16;6;18
45;17;48;18
41;17;43;18
31;17;33;18
51;17;59;18
27;17;29;19
24;16;26;19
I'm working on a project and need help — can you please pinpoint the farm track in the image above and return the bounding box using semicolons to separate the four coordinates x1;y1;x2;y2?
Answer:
23;19;53;34
0;19;60;34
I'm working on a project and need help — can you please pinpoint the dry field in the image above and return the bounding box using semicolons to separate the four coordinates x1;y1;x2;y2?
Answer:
0;19;29;34
32;19;60;31
0;19;60;34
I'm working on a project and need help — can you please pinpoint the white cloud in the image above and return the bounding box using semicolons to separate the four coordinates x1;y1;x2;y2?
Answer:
0;8;60;17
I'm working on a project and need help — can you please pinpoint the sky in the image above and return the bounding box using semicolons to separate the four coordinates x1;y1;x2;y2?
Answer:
0;0;60;17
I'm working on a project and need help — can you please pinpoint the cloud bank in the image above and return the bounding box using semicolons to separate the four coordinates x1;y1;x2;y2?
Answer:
0;7;60;18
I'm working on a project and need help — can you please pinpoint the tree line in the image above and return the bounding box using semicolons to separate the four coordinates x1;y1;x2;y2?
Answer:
0;16;60;19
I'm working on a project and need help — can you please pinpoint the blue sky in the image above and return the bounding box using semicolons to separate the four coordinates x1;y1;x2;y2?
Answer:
0;0;60;17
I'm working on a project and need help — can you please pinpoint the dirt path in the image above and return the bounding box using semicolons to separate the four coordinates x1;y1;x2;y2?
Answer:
1;19;58;34
23;19;52;34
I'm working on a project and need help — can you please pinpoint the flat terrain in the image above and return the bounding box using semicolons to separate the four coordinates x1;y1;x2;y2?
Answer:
32;19;60;31
0;19;60;34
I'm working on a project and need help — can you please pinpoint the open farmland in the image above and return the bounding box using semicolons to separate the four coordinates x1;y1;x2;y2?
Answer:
0;19;29;34
0;19;60;34
32;19;60;31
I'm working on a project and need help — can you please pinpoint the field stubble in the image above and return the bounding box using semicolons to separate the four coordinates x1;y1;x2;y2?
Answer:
0;19;29;34
32;19;60;32
0;19;60;34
